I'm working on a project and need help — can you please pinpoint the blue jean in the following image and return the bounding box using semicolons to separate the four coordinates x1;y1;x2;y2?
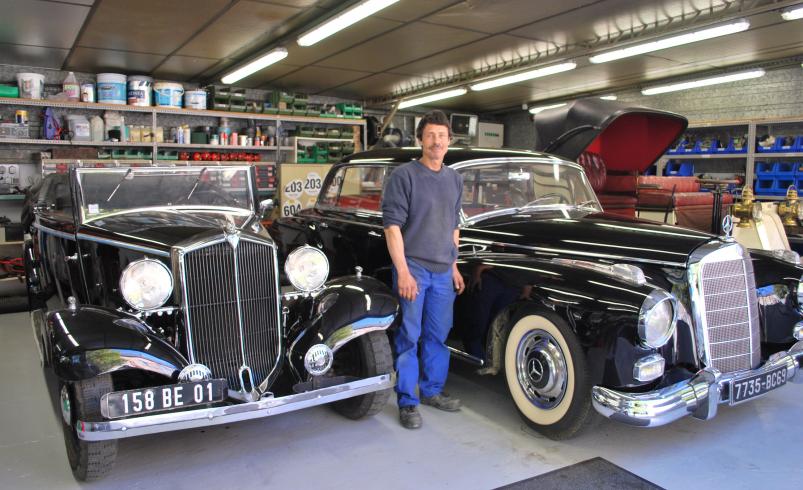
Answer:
393;259;456;408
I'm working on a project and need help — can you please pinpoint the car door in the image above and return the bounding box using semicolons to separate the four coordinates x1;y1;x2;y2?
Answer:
33;173;88;307
311;164;391;283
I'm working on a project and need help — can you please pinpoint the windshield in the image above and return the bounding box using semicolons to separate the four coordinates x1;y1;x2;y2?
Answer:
76;166;254;223
456;159;601;220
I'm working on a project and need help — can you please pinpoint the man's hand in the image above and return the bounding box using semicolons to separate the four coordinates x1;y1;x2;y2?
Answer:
397;270;419;301
452;264;465;295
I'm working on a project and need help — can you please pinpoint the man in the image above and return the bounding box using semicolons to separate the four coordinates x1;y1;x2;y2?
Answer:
381;110;465;430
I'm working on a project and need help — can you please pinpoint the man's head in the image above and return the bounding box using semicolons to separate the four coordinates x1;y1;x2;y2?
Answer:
416;110;451;166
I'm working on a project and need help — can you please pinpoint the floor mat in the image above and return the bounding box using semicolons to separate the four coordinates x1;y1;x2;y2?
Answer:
496;457;663;490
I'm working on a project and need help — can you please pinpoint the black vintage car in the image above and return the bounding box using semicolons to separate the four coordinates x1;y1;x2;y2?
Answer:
271;101;803;440
25;165;398;481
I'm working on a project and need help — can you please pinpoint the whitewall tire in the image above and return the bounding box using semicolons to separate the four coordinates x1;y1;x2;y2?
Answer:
503;313;594;439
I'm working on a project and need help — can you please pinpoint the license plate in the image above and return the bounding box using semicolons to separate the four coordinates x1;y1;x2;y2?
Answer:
101;379;227;419
730;366;787;405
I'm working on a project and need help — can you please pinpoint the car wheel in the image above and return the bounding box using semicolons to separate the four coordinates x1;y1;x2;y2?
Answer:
330;331;393;420
503;313;594;440
60;374;118;481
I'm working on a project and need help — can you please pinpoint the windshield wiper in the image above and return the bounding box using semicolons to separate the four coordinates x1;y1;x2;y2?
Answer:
105;168;133;202
184;167;208;202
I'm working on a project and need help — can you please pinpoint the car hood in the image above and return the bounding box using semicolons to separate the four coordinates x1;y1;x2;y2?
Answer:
463;209;714;267
79;209;254;251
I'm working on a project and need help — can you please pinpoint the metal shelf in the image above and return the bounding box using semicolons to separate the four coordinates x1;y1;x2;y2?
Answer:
0;138;152;146
158;143;279;150
665;153;748;159
42;159;277;165
293;137;355;142
0;97;366;126
754;152;803;158
0;194;24;201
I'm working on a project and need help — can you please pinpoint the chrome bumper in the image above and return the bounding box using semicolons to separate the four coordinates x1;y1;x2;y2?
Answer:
591;341;803;428
78;374;393;441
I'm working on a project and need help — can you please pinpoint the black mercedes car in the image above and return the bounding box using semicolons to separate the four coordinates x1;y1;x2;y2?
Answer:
25;164;398;481
271;101;803;440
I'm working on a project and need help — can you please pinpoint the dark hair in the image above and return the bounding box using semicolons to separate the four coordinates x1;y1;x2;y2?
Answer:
416;110;451;141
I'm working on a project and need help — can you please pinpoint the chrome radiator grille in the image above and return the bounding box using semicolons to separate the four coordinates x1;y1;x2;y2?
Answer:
695;249;761;373
180;237;280;395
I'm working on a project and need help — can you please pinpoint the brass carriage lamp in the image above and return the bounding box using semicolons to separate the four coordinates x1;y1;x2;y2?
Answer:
777;185;800;227
733;186;761;228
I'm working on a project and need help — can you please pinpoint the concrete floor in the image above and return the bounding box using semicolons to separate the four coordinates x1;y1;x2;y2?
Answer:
1;310;800;489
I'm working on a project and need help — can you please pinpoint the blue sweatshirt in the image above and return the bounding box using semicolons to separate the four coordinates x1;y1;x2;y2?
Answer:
381;160;463;273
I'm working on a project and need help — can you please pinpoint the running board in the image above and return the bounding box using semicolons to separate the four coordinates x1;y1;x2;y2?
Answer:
447;346;484;366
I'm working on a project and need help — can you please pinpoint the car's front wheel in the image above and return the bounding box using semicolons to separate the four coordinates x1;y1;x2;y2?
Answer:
503;312;594;440
330;331;393;419
60;374;118;481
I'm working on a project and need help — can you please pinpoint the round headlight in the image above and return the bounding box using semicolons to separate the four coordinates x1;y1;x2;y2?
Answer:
638;289;677;348
120;258;173;310
285;246;329;292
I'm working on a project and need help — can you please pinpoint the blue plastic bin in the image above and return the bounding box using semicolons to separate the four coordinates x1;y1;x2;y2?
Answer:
755;161;773;175
726;137;748;153
775;135;797;152
773;162;796;175
772;177;796;195
754;177;775;195
664;161;694;176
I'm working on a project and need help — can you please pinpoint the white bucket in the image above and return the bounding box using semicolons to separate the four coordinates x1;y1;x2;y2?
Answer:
184;90;207;110
153;82;184;108
127;75;153;106
16;73;45;99
97;73;127;105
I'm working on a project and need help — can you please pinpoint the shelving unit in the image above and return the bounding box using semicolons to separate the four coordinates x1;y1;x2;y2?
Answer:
657;115;803;200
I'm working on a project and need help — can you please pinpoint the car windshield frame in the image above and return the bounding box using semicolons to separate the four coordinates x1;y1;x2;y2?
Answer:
74;165;257;225
454;157;601;224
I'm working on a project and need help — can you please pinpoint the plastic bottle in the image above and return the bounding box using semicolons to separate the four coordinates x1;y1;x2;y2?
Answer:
90;116;104;142
182;126;190;146
63;72;80;101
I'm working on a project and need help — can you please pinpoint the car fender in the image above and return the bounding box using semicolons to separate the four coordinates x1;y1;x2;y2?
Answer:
44;305;188;382
287;275;398;380
470;257;670;387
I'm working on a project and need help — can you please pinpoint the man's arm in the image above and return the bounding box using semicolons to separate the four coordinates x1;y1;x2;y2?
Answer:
385;225;418;301
452;228;465;294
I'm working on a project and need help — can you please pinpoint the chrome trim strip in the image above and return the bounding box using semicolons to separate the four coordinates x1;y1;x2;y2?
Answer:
33;223;75;241
591;341;803;428
77;374;393;441
447;346;485;366
77;233;170;257
495;242;686;268
324;314;395;353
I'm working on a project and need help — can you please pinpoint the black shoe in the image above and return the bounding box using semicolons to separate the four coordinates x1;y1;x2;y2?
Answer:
399;406;422;429
421;392;462;412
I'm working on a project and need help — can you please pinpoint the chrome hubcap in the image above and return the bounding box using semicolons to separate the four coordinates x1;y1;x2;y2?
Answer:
516;329;568;409
60;385;72;426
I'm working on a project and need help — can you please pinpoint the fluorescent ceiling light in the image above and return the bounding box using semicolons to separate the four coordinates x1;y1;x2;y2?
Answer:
589;20;750;64
298;0;400;46
470;62;577;91
221;47;288;84
528;102;567;114
599;95;618;100
781;6;803;20
641;69;765;95
398;88;467;109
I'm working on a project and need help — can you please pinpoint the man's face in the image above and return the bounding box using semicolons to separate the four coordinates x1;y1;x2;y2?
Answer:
420;123;450;163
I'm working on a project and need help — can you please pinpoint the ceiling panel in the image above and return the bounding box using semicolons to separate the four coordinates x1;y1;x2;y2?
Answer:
235;61;303;88
316;22;487;72
373;0;464;22
281;16;404;67
153;55;220;80
178;1;302;59
511;0;737;44
77;0;228;55
68;47;165;74
329;73;411;98
0;44;69;69
390;34;552;79
271;66;373;93
0;0;89;48
425;0;598;34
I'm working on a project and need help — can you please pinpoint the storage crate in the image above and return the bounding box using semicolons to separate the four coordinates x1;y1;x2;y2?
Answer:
727;136;748;153
775;135;798;152
773;177;796;195
755;161;773;175
773;162;796;176
664;161;694;176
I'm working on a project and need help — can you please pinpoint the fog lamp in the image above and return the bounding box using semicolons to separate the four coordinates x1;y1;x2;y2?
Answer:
794;322;803;341
633;354;665;382
304;344;333;376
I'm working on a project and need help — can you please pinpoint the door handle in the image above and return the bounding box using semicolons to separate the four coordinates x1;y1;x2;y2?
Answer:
368;230;382;238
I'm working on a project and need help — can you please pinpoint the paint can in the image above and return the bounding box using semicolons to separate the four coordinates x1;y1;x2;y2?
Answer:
127;75;153;106
184;90;207;110
96;73;127;105
153;82;184;108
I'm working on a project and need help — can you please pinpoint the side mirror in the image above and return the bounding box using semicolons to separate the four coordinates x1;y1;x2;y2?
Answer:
259;198;275;218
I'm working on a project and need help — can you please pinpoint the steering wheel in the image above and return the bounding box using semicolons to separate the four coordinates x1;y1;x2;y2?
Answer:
509;188;529;207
